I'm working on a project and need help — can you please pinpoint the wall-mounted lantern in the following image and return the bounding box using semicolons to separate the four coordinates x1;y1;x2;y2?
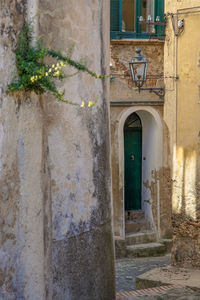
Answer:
129;48;148;91
129;48;165;100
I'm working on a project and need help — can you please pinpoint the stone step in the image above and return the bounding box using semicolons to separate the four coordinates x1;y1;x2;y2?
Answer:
125;231;157;245
126;242;166;258
125;210;144;221
160;239;173;253
125;219;151;233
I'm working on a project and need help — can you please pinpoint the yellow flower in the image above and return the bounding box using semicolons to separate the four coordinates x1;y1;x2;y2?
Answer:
80;101;85;107
88;101;96;107
48;68;52;73
53;71;60;76
60;61;64;66
45;72;48;76
88;101;93;107
52;64;55;68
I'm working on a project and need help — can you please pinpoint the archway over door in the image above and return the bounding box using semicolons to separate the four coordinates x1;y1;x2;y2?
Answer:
118;106;163;238
124;112;142;211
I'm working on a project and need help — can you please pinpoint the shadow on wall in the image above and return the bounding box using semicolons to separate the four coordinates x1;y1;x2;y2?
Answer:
171;143;200;268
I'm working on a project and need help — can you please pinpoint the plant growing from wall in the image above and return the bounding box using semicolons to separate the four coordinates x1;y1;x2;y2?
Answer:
7;23;105;106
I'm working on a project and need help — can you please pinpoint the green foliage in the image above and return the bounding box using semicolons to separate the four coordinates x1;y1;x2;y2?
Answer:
7;23;105;105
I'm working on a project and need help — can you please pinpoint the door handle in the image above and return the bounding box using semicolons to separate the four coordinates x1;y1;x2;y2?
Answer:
131;155;135;161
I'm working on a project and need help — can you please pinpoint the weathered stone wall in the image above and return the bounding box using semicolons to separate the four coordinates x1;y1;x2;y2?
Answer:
38;1;115;298
164;0;200;268
0;0;115;299
110;40;172;239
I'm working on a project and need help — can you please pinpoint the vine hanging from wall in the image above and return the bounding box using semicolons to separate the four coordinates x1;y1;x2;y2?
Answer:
7;23;106;106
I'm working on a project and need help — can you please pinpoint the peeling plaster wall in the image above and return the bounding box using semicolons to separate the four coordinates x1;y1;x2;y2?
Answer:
0;0;115;299
165;0;200;268
110;40;164;101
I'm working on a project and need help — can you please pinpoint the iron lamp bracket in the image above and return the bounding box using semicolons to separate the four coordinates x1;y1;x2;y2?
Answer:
135;81;165;100
139;87;165;100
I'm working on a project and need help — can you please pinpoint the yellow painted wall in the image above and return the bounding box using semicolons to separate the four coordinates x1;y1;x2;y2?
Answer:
165;0;200;268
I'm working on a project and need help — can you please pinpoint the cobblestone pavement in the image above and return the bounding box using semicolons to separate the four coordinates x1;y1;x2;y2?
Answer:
115;254;171;292
115;255;200;299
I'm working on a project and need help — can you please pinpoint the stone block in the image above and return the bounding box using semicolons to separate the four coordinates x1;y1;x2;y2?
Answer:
136;266;200;291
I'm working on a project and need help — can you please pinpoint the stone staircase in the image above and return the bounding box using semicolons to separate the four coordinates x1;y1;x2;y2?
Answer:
115;211;172;259
125;231;157;246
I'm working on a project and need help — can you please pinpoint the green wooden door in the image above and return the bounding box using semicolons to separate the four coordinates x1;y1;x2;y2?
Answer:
124;128;142;210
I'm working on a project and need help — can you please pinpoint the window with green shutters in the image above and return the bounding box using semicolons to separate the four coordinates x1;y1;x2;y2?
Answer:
110;0;165;39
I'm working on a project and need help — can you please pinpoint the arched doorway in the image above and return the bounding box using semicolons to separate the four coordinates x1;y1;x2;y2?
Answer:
124;112;142;211
115;106;164;238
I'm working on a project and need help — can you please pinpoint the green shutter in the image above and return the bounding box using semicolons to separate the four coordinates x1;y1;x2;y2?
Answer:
110;0;120;31
155;0;165;37
135;0;141;35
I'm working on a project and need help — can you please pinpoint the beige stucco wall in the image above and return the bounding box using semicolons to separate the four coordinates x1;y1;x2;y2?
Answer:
0;1;115;299
164;0;200;268
110;40;172;239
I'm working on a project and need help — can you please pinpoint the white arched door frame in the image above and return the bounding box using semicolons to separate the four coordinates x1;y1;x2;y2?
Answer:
117;106;163;238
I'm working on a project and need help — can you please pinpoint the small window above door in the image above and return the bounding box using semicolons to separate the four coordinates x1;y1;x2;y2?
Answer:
124;112;142;130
